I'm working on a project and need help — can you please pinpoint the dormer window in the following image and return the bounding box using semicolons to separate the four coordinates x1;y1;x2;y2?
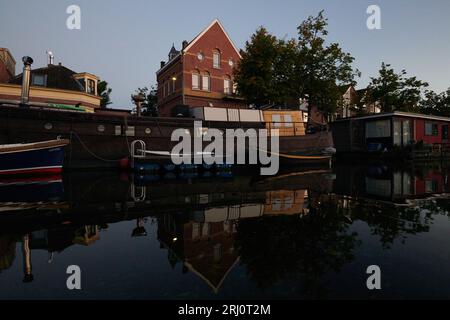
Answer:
32;74;46;86
87;79;96;95
73;73;99;95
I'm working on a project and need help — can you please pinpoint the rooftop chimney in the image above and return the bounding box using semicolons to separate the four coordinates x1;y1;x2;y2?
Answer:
160;61;166;69
182;40;188;49
20;56;33;106
46;51;54;65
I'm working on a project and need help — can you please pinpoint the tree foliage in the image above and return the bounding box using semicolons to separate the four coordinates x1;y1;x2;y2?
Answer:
234;27;281;107
132;86;158;116
366;62;428;112
419;88;450;116
97;80;112;108
234;11;359;116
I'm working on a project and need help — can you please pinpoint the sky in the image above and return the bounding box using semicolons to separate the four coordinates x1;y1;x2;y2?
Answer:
1;0;450;108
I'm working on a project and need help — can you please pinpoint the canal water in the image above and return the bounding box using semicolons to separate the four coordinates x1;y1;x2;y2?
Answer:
1;163;450;299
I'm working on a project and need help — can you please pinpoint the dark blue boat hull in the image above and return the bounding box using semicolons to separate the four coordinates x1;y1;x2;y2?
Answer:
0;146;65;175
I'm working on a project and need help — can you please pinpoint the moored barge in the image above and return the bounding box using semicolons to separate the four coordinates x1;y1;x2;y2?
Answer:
0;104;334;170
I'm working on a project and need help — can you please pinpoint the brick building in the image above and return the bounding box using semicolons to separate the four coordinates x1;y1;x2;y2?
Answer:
156;19;247;117
0;48;16;83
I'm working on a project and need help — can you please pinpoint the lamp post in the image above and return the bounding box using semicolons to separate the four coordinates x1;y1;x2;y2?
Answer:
131;93;145;117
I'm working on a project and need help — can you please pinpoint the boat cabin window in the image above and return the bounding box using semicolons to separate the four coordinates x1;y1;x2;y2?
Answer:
272;114;282;127
284;114;293;128
443;125;449;140
365;120;391;138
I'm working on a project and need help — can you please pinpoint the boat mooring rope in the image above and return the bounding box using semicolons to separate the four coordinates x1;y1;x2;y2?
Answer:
69;131;130;163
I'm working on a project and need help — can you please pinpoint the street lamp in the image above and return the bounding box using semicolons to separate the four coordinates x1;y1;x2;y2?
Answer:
131;93;145;117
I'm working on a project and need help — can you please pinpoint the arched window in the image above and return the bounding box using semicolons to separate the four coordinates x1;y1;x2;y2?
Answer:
192;70;200;90
213;49;221;69
202;72;210;91
224;76;232;94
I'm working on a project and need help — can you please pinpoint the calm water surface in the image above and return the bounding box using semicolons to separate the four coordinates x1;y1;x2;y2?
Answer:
1;163;450;299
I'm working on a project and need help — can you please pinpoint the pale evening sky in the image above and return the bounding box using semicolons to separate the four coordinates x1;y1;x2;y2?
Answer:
1;0;449;108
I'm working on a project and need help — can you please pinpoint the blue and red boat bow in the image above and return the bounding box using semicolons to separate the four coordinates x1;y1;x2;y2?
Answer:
0;139;69;176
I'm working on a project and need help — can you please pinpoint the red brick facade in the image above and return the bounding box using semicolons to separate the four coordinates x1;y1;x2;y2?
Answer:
0;48;16;83
156;20;246;117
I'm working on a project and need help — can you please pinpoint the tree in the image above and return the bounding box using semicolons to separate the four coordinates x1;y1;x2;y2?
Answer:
419;88;450;116
234;27;281;107
234;11;359;118
97;80;112;108
295;11;360;117
366;62;428;112
132;86;158;116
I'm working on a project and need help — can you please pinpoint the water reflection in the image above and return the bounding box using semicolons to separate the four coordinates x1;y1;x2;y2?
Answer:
1;163;450;299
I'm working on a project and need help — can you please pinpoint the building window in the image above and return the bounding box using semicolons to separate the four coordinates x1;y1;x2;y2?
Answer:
87;79;96;95
166;81;170;95
32;74;46;86
224;76;232;94
425;122;438;136
202;72;210;91
192;71;200;90
213;50;221;69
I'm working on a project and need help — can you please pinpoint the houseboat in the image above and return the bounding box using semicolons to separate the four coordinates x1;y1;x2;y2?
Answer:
331;111;450;160
0;103;333;170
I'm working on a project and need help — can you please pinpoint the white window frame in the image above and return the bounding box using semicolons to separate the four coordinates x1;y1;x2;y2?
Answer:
202;74;210;91
224;78;231;94
192;72;200;90
213;51;221;69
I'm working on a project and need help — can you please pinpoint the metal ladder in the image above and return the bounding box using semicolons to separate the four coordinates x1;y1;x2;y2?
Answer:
130;140;146;169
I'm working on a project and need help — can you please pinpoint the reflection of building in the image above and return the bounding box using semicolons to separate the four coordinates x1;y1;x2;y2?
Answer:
264;190;310;216
334;164;449;203
157;188;314;292
158;213;239;293
30;225;100;252
73;226;101;246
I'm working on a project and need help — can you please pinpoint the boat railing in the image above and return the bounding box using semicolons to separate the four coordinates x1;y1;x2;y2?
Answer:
130;181;146;202
131;140;147;159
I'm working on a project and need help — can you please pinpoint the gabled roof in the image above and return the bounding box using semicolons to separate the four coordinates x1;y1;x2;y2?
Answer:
157;19;241;75
183;19;242;59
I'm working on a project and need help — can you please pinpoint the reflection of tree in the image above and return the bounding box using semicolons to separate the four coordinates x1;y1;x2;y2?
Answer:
235;204;359;297
0;234;18;273
343;199;432;249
